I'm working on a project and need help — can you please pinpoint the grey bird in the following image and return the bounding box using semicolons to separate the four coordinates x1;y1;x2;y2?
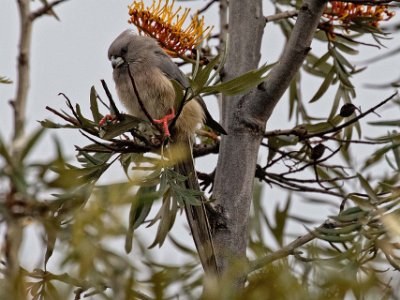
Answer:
108;29;223;275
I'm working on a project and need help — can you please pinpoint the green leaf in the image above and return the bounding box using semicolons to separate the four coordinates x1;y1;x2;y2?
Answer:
357;173;379;203
171;79;185;109
267;135;299;161
0;75;12;84
202;63;274;96
100;114;145;140
20;127;46;161
90;86;102;123
333;41;359;55
309;66;335;103
125;185;158;253
75;103;95;128
328;85;344;119
303;115;344;134
311;229;358;243
191;54;221;95
0;134;13;166
331;210;368;222
148;189;178;248
368;119;400;127
316;223;362;235
39;119;75;129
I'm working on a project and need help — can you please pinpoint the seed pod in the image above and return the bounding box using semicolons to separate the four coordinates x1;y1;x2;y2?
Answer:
311;144;326;160
340;103;357;117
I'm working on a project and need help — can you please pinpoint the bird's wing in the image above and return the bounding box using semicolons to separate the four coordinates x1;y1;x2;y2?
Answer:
196;97;227;135
173;137;219;276
154;49;190;89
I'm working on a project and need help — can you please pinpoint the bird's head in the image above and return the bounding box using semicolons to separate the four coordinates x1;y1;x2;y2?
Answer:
108;29;159;70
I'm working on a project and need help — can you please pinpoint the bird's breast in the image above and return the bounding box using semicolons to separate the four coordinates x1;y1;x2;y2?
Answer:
114;66;175;120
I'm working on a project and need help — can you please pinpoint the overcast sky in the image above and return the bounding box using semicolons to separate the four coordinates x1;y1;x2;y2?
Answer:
1;0;399;272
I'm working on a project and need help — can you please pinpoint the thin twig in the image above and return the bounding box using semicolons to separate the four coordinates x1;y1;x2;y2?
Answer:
249;225;325;272
100;80;121;119
264;93;398;140
29;0;70;20
126;64;158;127
197;0;218;14
193;141;220;158
264;177;345;198
306;93;398;139
45;106;80;126
265;10;298;24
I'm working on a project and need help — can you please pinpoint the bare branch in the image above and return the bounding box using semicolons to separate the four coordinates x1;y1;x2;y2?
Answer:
29;0;70;21
264;92;398;140
197;0;218;15
249;225;323;272
305;92;398;139
265;10;298;24
193;141;220;158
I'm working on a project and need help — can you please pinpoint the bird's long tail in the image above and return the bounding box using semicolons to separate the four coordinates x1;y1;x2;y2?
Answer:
174;137;219;276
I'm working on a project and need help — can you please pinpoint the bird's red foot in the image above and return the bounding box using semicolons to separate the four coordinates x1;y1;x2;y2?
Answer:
153;108;175;137
99;114;116;127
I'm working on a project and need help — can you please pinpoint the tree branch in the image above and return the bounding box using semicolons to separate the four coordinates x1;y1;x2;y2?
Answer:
265;10;298;24
212;0;328;287
249;225;322;273
29;0;70;21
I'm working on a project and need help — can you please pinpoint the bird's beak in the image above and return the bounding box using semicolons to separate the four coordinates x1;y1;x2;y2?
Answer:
110;56;125;69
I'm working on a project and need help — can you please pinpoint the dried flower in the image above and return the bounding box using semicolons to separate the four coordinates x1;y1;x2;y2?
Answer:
128;0;212;58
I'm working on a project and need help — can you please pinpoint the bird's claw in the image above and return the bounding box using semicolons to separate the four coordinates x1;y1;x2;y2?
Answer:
99;114;117;127
153;108;175;137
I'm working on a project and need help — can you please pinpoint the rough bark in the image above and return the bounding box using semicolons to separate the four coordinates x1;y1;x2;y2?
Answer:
212;0;328;287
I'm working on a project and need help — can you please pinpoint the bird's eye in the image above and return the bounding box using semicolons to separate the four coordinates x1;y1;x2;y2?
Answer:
121;46;128;55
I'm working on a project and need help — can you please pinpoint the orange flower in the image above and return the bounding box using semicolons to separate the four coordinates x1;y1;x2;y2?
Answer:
128;0;212;58
324;1;395;28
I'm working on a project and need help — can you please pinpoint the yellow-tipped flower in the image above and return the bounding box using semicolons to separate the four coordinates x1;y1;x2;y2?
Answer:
128;0;212;58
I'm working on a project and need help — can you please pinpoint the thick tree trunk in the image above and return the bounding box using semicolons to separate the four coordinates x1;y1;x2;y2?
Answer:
212;0;328;288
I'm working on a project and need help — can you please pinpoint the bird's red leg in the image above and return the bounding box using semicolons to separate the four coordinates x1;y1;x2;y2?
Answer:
99;114;116;127
153;108;175;137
